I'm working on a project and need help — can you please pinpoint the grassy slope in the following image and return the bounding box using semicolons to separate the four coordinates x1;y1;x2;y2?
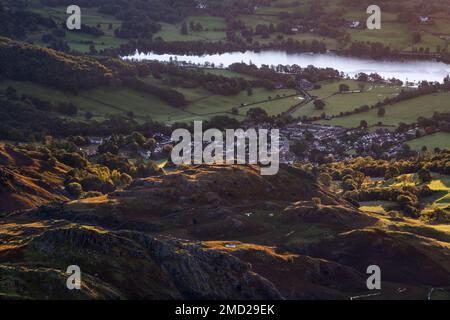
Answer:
0;76;299;123
360;172;450;216
28;5;126;53
143;75;299;119
293;80;402;118
21;0;450;53
318;91;450;128
154;16;227;42
0;80;187;123
407;132;450;151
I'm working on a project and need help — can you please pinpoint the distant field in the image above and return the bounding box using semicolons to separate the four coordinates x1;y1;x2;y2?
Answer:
293;80;402;118
0;80;187;123
143;75;299;119
180;87;298;116
28;5;126;53
25;1;450;53
1;78;299;123
200;69;257;80
154;16;227;42
318;91;450;128
235;14;279;28
349;22;412;50
255;0;307;15
407;132;450;151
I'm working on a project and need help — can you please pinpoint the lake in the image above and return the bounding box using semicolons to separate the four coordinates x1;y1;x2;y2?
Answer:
124;50;450;83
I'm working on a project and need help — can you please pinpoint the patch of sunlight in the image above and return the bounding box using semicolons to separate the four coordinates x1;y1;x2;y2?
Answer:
77;195;109;204
432;224;450;234
0;244;19;251
360;205;387;214
79;225;109;234
203;241;297;261
429;180;450;191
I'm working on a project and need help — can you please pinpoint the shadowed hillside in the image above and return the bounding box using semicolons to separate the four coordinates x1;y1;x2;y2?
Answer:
1;165;449;300
0;144;70;213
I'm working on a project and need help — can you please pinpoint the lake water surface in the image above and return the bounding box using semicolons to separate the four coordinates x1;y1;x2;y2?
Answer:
124;50;450;83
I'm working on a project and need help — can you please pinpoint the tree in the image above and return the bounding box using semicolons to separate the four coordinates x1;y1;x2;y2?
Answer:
339;84;350;93
112;170;132;188
246;107;269;123
357;81;366;92
66;182;83;198
145;138;157;150
286;78;296;89
314;99;325;110
385;166;400;179
377;107;386;117
163;144;173;155
181;22;188;35
131;131;146;146
291;140;308;157
418;167;432;183
402;143;412;155
84;111;93;120
319;173;332;187
412;32;421;44
5;86;18;100
342;178;357;191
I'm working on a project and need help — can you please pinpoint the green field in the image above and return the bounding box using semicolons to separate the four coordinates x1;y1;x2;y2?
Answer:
154;16;227;42
200;68;256;80
143;75;299;120
318;91;450;128
1;78;299;123
360;172;450;217
426;174;450;210
23;0;450;54
293;80;402;119
0;80;188;122
359;201;398;214
28;5;126;53
407;132;450;151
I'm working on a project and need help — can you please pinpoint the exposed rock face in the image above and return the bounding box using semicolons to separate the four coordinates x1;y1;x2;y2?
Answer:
0;220;282;300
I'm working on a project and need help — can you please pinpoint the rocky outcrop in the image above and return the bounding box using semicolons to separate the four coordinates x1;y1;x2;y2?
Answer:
1;220;282;300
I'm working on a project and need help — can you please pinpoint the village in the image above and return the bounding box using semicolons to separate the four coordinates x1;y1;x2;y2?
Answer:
81;120;420;167
278;122;419;163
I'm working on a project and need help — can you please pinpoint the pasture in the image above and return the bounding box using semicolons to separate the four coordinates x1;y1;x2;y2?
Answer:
293;80;402;119
407;132;450;151
318;91;450;128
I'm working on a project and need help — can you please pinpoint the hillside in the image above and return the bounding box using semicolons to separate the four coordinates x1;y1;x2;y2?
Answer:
1;0;450;303
7;0;450;57
0;144;70;213
1;165;449;299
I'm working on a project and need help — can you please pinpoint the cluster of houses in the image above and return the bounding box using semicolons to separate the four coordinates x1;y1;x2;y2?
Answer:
352;128;416;154
81;122;421;165
278;122;420;162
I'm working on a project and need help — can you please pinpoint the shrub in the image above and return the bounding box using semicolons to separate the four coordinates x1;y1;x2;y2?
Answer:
312;197;322;206
66;182;83;198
